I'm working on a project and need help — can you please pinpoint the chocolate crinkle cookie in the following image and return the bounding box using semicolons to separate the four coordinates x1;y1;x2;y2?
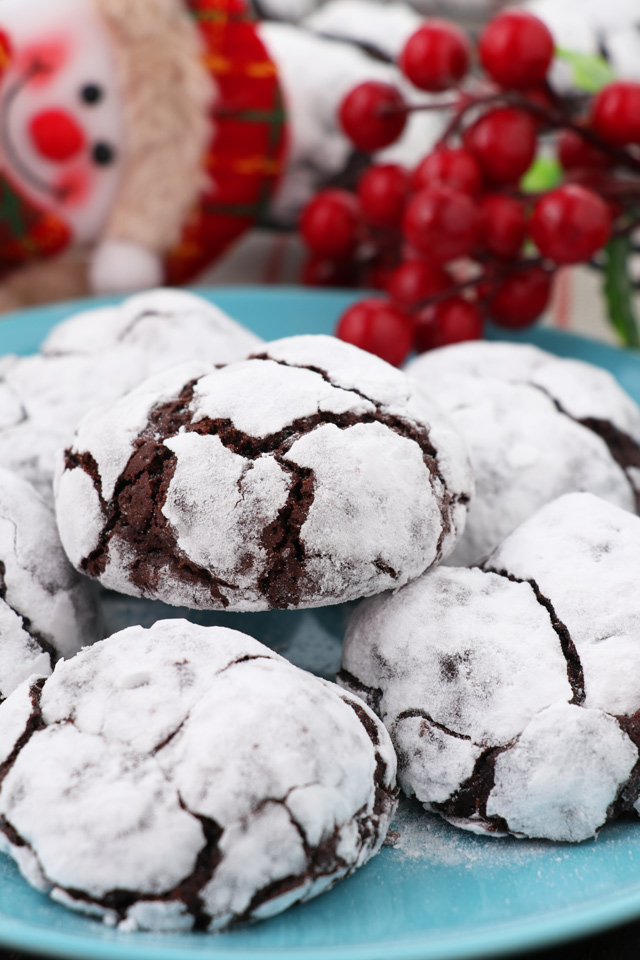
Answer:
0;468;100;700
0;620;397;931
0;289;261;502
55;335;473;611
340;492;640;842
406;341;640;565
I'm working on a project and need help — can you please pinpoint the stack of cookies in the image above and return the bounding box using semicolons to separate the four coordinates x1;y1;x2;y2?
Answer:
1;289;640;932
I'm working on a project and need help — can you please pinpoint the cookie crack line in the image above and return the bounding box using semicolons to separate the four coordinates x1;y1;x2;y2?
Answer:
52;801;225;931
0;678;45;789
609;713;640;818
252;356;458;513
67;360;458;608
336;669;383;717
485;567;586;706
528;382;640;512
0;560;57;672
394;708;474;743
430;741;513;835
249;353;460;564
66;381;236;608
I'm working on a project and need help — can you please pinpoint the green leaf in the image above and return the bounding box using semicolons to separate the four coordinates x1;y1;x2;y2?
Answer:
520;155;562;194
603;235;640;349
556;48;616;93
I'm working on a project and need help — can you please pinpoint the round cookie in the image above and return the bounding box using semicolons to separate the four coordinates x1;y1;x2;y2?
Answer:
340;493;640;842
406;341;640;565
55;334;473;611
0;289;261;502
0;619;397;931
0;468;100;700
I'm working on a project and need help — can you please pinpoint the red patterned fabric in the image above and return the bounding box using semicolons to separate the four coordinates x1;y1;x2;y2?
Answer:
166;0;288;283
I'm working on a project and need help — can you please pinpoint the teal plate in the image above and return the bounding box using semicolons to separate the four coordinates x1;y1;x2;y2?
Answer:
2;287;640;960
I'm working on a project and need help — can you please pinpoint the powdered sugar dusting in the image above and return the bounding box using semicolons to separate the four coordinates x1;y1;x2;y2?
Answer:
406;341;640;564
1;289;261;502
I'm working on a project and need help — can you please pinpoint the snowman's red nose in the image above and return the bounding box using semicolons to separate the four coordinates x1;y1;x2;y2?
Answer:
29;109;85;162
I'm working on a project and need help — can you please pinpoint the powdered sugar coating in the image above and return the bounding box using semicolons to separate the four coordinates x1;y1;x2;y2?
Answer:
486;703;637;842
0;620;397;931
340;492;640;841
407;341;640;565
0;290;261;502
55;335;473;611
0;469;100;699
487;493;640;717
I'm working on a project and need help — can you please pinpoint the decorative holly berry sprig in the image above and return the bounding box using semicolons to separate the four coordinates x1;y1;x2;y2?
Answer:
298;10;640;365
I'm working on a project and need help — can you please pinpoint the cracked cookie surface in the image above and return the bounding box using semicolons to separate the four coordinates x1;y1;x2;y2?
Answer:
339;493;640;841
0;469;101;701
0;289;260;503
0;619;397;931
406;341;640;566
55;335;473;611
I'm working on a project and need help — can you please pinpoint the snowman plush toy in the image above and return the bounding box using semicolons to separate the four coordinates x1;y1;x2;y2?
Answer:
0;0;438;309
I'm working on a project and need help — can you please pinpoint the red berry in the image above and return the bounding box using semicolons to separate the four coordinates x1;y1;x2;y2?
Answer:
531;184;611;265
464;108;537;184
387;260;451;310
486;267;552;328
563;168;623;220
403;186;481;263
300;189;360;259
558;129;612;171
339;82;407;152
357;164;411;229
592;81;640;146
400;20;470;92
413;147;482;196
479;11;554;89
302;255;358;288
415;298;483;352
479;194;527;259
335;298;414;366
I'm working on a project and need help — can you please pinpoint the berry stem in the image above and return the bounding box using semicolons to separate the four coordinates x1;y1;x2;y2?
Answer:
410;256;550;312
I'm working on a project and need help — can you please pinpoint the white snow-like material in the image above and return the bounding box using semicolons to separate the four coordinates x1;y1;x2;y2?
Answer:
55;334;473;611
162;435;292;591
285;422;443;600
303;0;421;61
89;241;164;295
0;289;261;502
0;620;397;931
487;493;640;717
0;469;100;697
407;341;640;565
340;492;640;841
487;703;637;842
261;22;445;223
191;358;375;436
70;360;212;503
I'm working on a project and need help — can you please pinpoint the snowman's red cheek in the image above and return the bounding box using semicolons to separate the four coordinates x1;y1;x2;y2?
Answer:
29;108;85;162
17;38;68;86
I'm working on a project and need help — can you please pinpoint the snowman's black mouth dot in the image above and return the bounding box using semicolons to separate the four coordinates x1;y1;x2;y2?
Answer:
81;84;104;106
92;142;116;166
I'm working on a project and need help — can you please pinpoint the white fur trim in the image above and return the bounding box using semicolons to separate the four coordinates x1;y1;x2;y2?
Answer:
90;240;163;293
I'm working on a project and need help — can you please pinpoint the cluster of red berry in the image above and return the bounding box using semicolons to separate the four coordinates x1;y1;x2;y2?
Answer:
298;10;640;366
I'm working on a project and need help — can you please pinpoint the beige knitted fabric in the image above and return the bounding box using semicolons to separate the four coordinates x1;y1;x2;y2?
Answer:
93;0;215;253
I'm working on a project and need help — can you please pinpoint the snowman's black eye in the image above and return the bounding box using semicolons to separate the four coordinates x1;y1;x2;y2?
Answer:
81;84;103;105
92;142;116;166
